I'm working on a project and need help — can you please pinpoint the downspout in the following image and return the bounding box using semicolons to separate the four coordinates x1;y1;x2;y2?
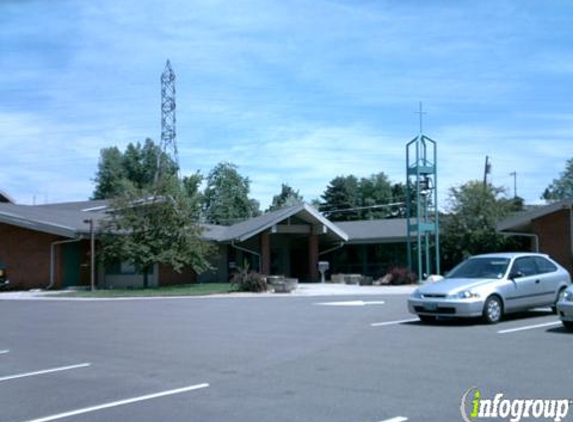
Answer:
231;240;261;271
47;237;83;290
501;232;539;253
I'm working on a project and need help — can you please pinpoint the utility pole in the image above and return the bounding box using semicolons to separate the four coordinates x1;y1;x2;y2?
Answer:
483;156;491;188
83;218;96;291
509;171;517;198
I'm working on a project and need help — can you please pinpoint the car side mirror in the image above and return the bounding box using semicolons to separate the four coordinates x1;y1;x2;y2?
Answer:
509;271;525;280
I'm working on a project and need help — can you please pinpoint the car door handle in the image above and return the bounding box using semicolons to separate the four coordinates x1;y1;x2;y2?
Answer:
535;280;540;284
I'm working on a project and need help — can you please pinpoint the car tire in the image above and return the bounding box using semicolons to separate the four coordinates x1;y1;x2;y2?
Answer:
418;315;436;323
483;296;503;324
562;321;573;331
552;287;567;314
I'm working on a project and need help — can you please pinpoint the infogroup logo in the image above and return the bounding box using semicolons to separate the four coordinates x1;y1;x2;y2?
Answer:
460;387;572;422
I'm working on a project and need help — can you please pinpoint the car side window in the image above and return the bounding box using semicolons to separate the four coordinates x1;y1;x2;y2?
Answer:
511;257;538;277
534;257;557;274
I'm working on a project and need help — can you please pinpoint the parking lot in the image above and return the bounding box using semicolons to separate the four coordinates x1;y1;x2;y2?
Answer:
1;293;571;422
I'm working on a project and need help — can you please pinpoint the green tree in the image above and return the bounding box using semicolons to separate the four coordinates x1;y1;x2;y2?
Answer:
182;171;204;218
319;175;360;221
267;184;304;212
542;158;573;201
92;147;127;200
441;181;525;270
319;172;403;221
92;139;177;199
99;176;213;288
203;162;261;224
358;173;393;219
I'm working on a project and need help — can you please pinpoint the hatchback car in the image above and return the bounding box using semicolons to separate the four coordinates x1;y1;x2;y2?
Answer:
408;253;571;324
556;285;573;330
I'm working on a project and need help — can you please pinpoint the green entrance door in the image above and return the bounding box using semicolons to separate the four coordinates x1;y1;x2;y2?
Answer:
62;243;82;287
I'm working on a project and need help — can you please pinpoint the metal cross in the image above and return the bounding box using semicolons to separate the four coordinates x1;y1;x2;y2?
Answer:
414;101;427;134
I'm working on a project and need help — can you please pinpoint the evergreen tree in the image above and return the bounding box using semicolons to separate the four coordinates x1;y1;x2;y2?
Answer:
542;158;573;201
267;184;304;212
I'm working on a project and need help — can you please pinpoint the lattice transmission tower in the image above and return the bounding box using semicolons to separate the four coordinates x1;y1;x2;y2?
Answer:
156;59;178;182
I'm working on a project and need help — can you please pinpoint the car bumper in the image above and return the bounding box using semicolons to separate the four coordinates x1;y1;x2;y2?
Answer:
408;298;485;318
557;301;573;322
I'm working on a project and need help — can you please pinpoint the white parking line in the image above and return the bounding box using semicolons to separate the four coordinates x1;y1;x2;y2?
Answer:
379;417;408;422
0;363;91;382
315;300;386;306
498;321;562;334
21;383;210;422
0;350;9;355
371;318;418;327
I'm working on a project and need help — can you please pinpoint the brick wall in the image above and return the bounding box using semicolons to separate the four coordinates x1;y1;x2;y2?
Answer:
531;209;573;275
0;223;63;290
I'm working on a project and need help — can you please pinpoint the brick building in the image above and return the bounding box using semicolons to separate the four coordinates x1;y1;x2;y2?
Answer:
0;199;412;290
497;199;573;275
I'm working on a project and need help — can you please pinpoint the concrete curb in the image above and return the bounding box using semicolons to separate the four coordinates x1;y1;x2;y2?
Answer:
0;284;417;301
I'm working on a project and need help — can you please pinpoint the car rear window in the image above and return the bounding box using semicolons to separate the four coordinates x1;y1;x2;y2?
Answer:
446;257;510;279
534;257;558;274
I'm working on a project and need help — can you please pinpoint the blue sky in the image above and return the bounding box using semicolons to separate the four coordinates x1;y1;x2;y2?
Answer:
1;0;572;209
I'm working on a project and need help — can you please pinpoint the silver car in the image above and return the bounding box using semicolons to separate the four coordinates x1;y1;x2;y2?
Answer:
408;253;571;324
556;285;573;330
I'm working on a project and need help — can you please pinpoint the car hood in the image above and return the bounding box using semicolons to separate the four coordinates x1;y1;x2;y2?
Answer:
417;278;496;295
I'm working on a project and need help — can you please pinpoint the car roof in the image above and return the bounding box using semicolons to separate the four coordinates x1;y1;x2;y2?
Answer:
470;252;549;260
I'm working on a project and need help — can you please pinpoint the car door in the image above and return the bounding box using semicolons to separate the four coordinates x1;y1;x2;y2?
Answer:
533;256;562;306
505;257;544;310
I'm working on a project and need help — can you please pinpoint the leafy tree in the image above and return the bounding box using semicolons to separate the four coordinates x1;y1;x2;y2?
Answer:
92;139;177;199
202;162;260;224
441;181;526;270
99;176;214;288
319;172;404;221
92;147;127;200
182;171;204;218
359;173;393;219
267;184;304;212
319;175;360;221
542;158;573;201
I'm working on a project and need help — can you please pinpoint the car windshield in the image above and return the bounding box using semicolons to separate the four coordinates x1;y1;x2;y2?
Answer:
446;257;510;279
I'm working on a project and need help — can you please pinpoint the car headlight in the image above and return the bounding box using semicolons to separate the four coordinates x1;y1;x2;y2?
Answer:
563;291;573;302
449;290;480;299
411;289;422;299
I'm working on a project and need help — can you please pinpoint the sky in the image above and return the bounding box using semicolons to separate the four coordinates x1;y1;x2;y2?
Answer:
1;0;572;210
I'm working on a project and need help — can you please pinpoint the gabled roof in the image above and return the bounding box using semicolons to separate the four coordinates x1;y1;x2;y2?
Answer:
497;199;573;233
203;203;349;243
334;219;410;244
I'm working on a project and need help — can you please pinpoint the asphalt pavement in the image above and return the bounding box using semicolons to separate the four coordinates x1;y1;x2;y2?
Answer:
1;292;571;422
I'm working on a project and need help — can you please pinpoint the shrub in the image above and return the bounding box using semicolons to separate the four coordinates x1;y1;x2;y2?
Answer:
230;267;268;292
386;267;417;285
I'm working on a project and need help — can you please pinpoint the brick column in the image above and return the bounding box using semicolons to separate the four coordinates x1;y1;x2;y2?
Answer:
261;232;271;275
308;234;319;283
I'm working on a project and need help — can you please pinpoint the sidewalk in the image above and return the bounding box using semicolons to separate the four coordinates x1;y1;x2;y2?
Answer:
0;283;416;301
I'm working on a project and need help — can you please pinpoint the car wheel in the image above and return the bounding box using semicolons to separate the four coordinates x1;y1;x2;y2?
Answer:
552;287;567;314
483;296;503;324
562;321;573;331
418;315;436;323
